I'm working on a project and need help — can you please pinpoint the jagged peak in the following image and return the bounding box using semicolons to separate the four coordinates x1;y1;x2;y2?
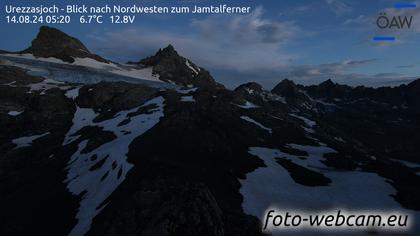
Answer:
130;44;222;89
319;79;335;87
155;44;179;57
162;44;176;52
134;44;184;67
235;82;263;90
316;79;353;92
271;79;305;98
279;79;297;86
272;79;297;91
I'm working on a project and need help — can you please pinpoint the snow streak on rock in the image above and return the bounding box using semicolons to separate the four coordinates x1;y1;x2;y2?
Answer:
7;110;23;116
12;132;50;149
232;101;260;109
290;113;316;134
240;116;272;134
185;59;199;75
64;96;165;236
181;95;195;102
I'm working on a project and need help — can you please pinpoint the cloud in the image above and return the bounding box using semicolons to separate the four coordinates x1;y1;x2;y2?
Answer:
88;6;304;73
325;0;352;16
191;6;302;45
343;15;371;25
86;5;415;89
395;64;416;69
339;1;420;48
274;59;376;83
287;59;377;77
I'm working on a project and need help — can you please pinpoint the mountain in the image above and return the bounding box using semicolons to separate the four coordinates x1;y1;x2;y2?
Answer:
298;78;420;162
305;79;352;100
270;79;313;109
233;82;266;106
129;44;223;88
1;26;420;236
271;79;307;100
5;26;221;89
305;78;420;107
22;26;107;63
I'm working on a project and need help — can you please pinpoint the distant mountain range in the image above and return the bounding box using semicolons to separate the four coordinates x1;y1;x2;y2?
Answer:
0;26;419;236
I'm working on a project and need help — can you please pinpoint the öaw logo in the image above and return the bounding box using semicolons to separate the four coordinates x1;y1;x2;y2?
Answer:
376;12;413;29
373;3;416;41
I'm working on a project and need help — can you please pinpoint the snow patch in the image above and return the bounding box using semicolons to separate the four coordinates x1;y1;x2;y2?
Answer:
181;96;195;102
63;107;98;145
1;81;17;87
12;132;50;148
65;87;81;100
334;137;345;142
109;65;160;82
289;114;316;127
4;53;64;64
65;96;165;236
7;110;23;116
246;88;255;94
72;57;161;82
2;54;162;83
240;116;272;134
177;87;198;94
391;159;420;169
290;113;316;134
27;78;70;95
240;145;419;235
233;101;260;109
265;93;287;104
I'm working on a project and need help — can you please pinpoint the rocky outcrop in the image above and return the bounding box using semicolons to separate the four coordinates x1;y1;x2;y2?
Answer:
234;82;264;95
271;79;301;98
271;79;311;107
130;45;223;89
88;183;225;236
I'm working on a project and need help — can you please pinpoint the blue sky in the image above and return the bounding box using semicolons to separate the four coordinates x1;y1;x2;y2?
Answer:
1;0;419;88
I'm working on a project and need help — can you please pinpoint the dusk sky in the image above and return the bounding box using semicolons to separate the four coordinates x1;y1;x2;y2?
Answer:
1;0;420;88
